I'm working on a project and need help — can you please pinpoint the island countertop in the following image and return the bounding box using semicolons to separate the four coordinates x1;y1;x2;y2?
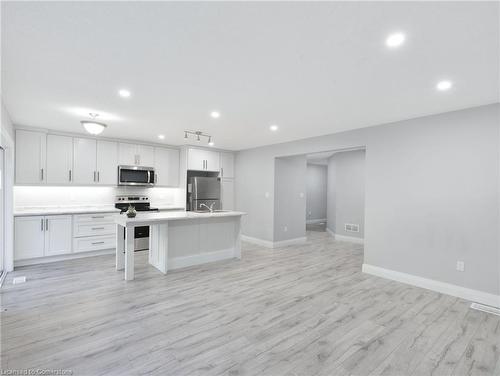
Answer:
114;210;246;226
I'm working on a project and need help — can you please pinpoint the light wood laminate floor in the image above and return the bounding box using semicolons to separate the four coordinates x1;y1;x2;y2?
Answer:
1;231;499;376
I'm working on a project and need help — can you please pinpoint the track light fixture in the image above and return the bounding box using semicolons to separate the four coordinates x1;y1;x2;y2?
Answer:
184;130;214;146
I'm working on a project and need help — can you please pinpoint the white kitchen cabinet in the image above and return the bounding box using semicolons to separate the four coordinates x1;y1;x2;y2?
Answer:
187;148;220;172
44;215;72;256
154;147;180;187
46;135;73;184
118;143;138;166
96;140;118;185
220;152;234;178
15;130;47;184
14;216;45;260
73;137;97;184
137;145;155;167
118;143;154;166
221;178;235;210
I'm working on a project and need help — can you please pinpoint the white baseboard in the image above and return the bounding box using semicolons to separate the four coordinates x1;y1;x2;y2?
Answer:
15;249;115;267
169;249;236;270
273;237;307;248
241;235;274;248
326;228;364;244
242;235;307;249
306;218;327;225
362;264;500;309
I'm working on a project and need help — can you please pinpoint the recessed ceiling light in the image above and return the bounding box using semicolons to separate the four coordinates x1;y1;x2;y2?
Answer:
118;89;131;98
385;32;406;48
158;134;165;140
210;111;220;119
436;80;453;91
270;124;279;131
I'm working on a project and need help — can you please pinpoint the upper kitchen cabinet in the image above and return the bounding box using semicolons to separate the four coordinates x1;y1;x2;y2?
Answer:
154;147;180;187
220;152;234;178
96;140;118;185
137;145;154;167
187;148;220;172
118;143;137;166
118;143;154;167
46;135;73;184
73;137;97;184
15;130;47;184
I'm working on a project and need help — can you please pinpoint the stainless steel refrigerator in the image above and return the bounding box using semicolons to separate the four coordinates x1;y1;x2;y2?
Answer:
188;176;221;211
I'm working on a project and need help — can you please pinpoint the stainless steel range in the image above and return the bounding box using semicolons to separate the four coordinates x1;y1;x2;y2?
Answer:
115;195;158;251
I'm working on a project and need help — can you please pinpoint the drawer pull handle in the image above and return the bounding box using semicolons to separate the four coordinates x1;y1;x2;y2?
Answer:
92;227;105;230
91;216;105;219
92;241;105;245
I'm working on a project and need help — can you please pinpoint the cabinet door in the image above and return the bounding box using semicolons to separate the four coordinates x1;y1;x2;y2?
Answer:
154;147;180;187
205;150;220;172
221;178;235;210
118;143;138;165
220;152;234;178
73;138;97;184
15;130;47;184
187;148;205;170
46;135;73;184
14;216;45;260
137;145;154;167
96;140;118;185
44;215;72;256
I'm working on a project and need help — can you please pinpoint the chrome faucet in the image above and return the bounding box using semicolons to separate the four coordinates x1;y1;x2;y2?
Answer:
200;203;216;213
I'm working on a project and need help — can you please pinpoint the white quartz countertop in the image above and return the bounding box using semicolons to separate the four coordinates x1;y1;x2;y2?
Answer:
14;206;121;216
115;210;246;226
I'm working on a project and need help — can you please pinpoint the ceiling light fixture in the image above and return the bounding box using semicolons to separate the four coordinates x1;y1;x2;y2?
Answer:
210;111;220;119
118;89;131;98
385;32;406;48
81;113;107;135
436;80;453;91
270;124;279;131
184;130;213;145
158;134;165;140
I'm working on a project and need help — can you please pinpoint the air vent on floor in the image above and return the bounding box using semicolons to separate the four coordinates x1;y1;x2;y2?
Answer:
345;223;359;233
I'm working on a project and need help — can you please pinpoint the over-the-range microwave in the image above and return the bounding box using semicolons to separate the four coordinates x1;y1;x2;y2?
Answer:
118;165;156;186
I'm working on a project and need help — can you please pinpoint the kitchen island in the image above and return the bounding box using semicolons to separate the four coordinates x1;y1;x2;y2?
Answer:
115;211;245;280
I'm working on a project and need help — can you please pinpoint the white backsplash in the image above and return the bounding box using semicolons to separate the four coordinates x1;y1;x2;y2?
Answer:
14;186;185;208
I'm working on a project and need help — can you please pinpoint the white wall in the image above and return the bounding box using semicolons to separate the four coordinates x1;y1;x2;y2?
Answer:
327;150;365;239
306;164;327;222
274;155;307;242
1;101;15;272
235;104;500;297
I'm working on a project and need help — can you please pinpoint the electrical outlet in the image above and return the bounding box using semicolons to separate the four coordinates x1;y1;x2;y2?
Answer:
456;261;465;272
283;226;288;232
12;276;26;284
308;211;312;217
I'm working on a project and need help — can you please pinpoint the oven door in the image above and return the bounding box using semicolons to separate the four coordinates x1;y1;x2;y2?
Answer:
118;166;155;186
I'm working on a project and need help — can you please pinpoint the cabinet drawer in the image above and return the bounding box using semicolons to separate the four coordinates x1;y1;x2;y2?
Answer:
73;213;116;224
74;222;116;237
73;234;115;253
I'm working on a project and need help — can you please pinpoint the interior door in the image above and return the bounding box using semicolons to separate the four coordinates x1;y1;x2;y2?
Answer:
15;130;46;184
73;137;97;184
44;215;72;256
96;140;118;185
46;135;73;184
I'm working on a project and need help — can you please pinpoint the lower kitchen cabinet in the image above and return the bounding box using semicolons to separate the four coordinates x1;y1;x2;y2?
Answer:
15;215;72;260
14;216;46;260
44;215;73;256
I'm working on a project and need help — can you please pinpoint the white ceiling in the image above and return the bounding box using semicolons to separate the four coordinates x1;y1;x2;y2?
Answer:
2;2;499;151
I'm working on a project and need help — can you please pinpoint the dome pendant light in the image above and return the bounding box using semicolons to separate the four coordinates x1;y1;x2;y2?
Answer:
81;113;107;135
